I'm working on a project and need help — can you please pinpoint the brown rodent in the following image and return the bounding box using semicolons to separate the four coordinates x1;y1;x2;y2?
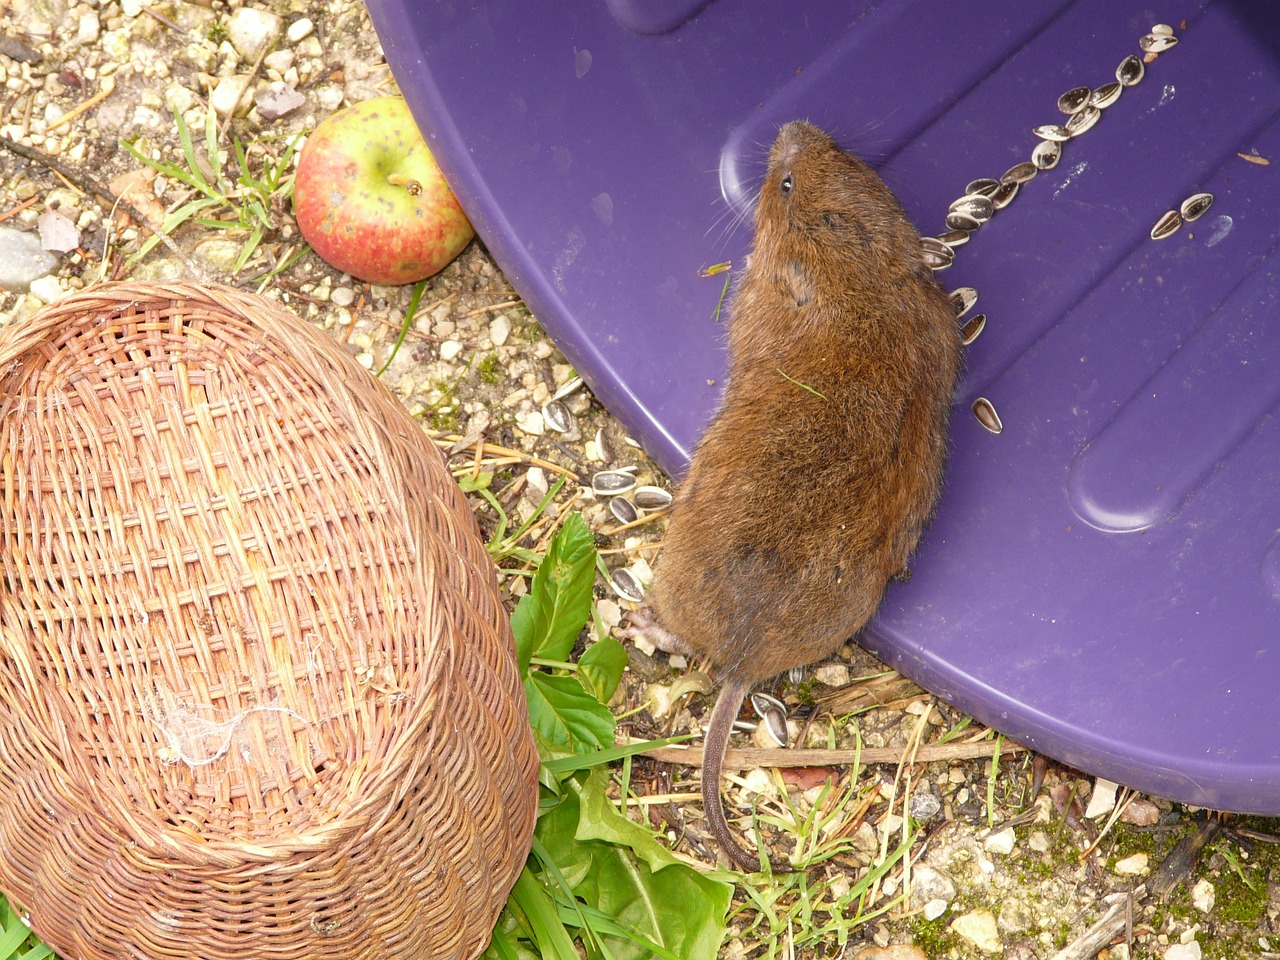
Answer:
637;120;961;870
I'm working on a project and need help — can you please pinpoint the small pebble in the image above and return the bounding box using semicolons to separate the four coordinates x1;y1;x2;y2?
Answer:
813;663;850;687
1120;798;1161;826
286;17;315;43
984;827;1016;855
439;339;464;361
951;910;1002;954
489;313;512;346
330;286;356;308
28;275;66;304
0;226;59;290
514;411;544;436
1028;831;1050;853
227;7;284;60
922;899;948;921
210;76;253;118
1164;942;1201;960
1114;852;1149;876
1190;878;1215;913
1084;777;1119;818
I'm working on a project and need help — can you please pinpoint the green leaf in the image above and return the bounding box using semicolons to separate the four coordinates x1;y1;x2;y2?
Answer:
510;513;595;671
577;635;627;703
524;673;615;754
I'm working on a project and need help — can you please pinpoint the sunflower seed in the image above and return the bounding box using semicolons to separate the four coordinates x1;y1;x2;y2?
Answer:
609;497;638;525
1150;23;1174;37
1150;209;1182;240
1117;54;1145;86
1180;192;1214;222
1033;124;1072;142
1057;86;1092;115
992;180;1020;209
965;177;1001;198
750;693;788;747
552;375;585;401
1090;81;1123;109
1065;105;1100;138
610;567;645;603
633;485;673;509
1140;33;1177;53
541;399;575;434
921;236;955;269
945;212;982;232
1000;161;1037;186
949;287;978;318
938;228;970;248
1031;139;1062;171
972;397;1003;434
591;469;638;496
949;193;995;222
960;313;987;346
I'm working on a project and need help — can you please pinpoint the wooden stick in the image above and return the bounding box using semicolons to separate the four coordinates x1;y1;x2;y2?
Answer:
636;738;1026;770
47;75;116;132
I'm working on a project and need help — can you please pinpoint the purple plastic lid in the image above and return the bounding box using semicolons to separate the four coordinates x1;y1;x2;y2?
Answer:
366;0;1280;812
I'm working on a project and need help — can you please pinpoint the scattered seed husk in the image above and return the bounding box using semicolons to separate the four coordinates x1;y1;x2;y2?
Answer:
592;469;638;496
1000;161;1037;186
992;180;1020;209
1180;192;1214;222
1150;209;1182;240
633;485;673;509
750;692;788;747
945;211;982;232
1150;23;1174;37
965;177;1001;198
1057;86;1092;115
1090;81;1123;109
1117;54;1145;86
949;287;978;318
609;497;638;525
610;567;645;603
972;397;1003;434
552;375;585;401
921;236;955;269
1139;33;1178;53
949;193;995;222
1065;105;1101;137
960;313;987;346
541;399;575;434
1033;124;1072;142
938;228;970;248
1031;139;1062;171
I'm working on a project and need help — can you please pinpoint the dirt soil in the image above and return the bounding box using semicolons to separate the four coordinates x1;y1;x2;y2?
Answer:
3;2;1279;959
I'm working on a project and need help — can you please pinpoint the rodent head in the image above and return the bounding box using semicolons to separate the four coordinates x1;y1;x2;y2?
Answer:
753;121;929;304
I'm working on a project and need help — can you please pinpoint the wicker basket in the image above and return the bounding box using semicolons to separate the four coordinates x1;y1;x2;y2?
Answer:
0;281;538;960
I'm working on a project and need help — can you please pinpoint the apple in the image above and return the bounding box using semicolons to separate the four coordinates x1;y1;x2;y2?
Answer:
293;96;474;285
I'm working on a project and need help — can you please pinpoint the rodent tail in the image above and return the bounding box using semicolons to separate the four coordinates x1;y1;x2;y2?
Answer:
702;676;775;871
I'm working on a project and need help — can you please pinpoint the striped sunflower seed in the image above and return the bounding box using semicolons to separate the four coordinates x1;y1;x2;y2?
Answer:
1180;192;1214;222
1090;81;1123;109
610;567;645;603
1065;105;1100;137
1150;209;1182;240
592;469;638;496
609;497;638;525
633;485;673;509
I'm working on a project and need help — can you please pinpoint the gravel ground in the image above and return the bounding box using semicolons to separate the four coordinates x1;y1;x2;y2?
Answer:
3;2;1280;959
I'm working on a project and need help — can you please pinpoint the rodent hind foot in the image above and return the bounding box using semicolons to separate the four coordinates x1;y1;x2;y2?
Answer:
620;607;692;656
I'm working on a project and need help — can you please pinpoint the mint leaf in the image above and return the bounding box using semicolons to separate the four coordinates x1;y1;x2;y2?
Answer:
577;635;627;703
524;672;615;753
511;513;595;671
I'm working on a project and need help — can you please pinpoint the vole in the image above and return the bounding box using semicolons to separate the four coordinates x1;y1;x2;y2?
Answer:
632;120;961;870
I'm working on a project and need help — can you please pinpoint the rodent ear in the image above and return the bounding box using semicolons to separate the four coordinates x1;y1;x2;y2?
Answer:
785;260;815;308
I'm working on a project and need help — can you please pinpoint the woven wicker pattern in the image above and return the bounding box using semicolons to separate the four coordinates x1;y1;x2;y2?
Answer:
0;281;538;960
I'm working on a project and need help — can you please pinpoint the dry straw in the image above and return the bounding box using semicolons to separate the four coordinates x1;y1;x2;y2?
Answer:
0;281;537;960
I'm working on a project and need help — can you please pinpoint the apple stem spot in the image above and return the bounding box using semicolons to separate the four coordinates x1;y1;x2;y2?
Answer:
386;172;423;196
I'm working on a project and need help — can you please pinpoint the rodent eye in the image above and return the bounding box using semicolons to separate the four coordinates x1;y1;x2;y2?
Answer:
780;174;794;196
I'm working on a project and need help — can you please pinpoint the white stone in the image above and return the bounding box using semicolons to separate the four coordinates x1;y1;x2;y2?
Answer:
0;226;59;289
489;312;512;346
909;865;956;909
227;6;283;61
210;75;253;118
264;50;295;76
1190;878;1215;913
27;275;66;304
951;910;1002;953
1114;852;1149;876
1085;777;1119;819
923;898;948;921
76;11;100;44
1028;830;1050;853
330;286;355;307
596;599;622;630
438;339;464;361
286;16;314;43
1163;942;1201;960
120;0;142;17
813;663;850;687
515;411;544;436
984;827;1016;855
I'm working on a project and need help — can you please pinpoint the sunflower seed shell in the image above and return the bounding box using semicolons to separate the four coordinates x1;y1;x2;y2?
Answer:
921;236;955;269
965;177;1001;198
542;399;575;434
1057;86;1092;115
1139;33;1178;53
972;397;1004;434
1033;124;1072;142
1180;192;1214;222
1065;105;1100;137
949;287;978;318
960;313;987;346
938;228;970;248
945;212;982;232
1150;23;1174;37
1090;81;1123;109
610;567;645;603
1031;139;1062;170
1117;54;1145;86
633;485;673;509
1001;161;1038;185
1150;209;1182;240
992;180;1020;209
609;497;638;525
591;469;638;496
